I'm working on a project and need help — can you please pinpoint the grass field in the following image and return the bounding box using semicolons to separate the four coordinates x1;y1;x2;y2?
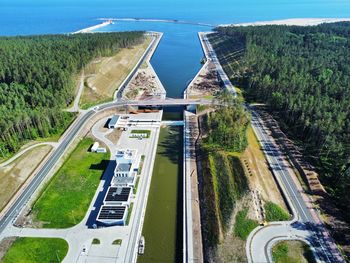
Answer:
2;237;68;263
264;201;290;221
80;36;152;108
0;145;52;212
32;138;109;228
272;240;316;263
234;208;259;240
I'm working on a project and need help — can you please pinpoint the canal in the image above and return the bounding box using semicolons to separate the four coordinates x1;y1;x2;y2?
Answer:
138;119;183;263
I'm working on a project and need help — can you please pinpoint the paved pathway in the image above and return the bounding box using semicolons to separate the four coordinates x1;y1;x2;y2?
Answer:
0;142;58;167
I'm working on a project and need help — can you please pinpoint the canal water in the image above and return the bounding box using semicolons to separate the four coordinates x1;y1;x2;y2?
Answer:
138;123;183;263
96;21;210;98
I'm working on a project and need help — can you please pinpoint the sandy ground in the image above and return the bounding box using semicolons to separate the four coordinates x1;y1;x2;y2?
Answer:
0;145;53;212
241;127;287;211
124;65;159;100
223;18;350;27
80;36;152;107
187;61;221;99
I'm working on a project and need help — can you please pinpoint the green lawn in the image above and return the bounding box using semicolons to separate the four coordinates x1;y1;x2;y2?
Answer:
272;241;316;263
133;177;140;195
126;202;134;226
265;202;290;222
32;138;109;228
2;237;68;263
130;130;151;139
234;208;259;240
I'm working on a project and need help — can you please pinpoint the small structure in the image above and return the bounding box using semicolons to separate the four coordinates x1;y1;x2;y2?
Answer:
91;142;100;152
108;115;120;129
104;187;131;206
138;236;145;255
96;147;107;153
97;205;128;226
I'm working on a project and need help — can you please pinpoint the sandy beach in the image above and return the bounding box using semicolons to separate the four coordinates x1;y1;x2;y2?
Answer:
222;18;350;27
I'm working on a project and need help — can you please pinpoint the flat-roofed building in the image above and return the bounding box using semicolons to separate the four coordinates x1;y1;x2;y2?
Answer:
97;205;128;226
91;142;99;152
115;163;132;177
111;176;136;188
108;115;120;129
114;149;140;178
104;187;131;206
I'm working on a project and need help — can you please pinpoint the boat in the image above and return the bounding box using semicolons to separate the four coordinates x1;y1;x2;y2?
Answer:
138;236;145;255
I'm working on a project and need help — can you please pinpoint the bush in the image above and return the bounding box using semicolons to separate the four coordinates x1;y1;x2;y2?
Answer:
264;202;290;221
234;208;259;240
92;238;100;245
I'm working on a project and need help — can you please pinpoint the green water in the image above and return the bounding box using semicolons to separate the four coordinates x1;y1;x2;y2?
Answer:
138;126;183;263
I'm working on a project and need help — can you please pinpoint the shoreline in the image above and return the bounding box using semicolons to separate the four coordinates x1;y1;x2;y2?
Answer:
97;17;214;27
220;17;350;27
73;20;112;34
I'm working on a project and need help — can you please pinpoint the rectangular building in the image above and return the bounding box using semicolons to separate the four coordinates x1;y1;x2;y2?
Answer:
97;205;128;226
104;187;131;206
108;115;120;129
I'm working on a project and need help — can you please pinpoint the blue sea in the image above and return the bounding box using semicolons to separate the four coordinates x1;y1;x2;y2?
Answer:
1;0;349;96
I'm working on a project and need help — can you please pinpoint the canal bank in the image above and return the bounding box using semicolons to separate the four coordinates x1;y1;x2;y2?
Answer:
138;123;183;263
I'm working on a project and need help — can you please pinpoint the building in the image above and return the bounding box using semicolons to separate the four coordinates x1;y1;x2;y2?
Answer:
108;115;120;129
91;142;100;152
104;186;131;206
97;205;128;226
111;176;136;188
114;149;140;177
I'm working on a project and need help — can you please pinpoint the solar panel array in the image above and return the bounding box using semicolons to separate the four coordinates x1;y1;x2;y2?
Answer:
98;206;126;220
105;187;131;202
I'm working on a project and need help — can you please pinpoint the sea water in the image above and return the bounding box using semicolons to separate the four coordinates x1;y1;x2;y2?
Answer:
1;0;349;95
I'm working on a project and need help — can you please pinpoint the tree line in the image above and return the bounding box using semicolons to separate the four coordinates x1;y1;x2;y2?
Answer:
213;22;350;219
203;92;250;153
0;32;144;157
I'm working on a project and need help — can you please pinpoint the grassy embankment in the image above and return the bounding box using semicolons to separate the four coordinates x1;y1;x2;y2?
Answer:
272;241;316;263
31;138;109;228
199;107;289;261
138;126;182;263
2;237;68;263
0;145;52;212
80;36;152;109
201;150;249;246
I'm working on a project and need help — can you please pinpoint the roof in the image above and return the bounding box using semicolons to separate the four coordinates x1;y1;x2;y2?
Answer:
111;176;135;186
97;205;126;220
116;163;131;172
109;115;120;126
105;187;131;202
91;142;99;151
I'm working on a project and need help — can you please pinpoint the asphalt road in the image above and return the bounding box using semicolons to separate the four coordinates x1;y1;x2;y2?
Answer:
250;111;342;262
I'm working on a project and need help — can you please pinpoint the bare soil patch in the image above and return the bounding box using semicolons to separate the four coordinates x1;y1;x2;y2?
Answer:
0;145;52;212
241;126;287;210
125;66;159;100
188;62;221;99
0;237;17;261
80;36;152;107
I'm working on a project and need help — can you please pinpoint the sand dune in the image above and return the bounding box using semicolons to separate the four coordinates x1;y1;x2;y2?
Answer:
222;18;350;27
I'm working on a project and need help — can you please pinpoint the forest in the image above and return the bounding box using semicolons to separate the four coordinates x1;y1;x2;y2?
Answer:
0;32;144;157
212;22;350;219
203;92;250;153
